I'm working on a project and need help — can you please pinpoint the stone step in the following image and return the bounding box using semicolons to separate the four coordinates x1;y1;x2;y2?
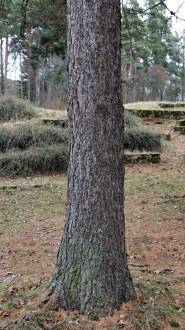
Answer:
125;109;185;119
39;118;68;127
174;126;185;134
125;152;160;164
177;119;185;126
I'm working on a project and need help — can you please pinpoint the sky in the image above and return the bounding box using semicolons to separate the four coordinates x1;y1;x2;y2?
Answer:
165;0;185;32
139;0;185;32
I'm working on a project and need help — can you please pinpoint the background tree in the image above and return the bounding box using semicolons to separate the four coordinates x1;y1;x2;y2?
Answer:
0;0;11;95
45;0;136;317
121;0;149;103
121;0;183;103
2;0;67;105
1;0;185;105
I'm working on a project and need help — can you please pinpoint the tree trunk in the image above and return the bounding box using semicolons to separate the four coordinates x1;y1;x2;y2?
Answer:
47;0;135;318
4;33;8;96
40;60;46;106
181;44;185;101
0;38;5;95
27;32;32;101
20;52;23;98
35;68;39;104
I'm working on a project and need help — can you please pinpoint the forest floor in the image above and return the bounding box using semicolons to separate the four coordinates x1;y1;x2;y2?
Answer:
0;119;185;329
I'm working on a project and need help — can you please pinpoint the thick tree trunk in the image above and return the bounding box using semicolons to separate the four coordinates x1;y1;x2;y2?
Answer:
47;0;135;317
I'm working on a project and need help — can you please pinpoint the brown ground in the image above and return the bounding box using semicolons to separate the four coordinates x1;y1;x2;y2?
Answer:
0;119;185;329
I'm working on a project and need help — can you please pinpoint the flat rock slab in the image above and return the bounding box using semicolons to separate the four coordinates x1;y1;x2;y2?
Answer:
125;152;160;164
39;118;68;127
174;126;185;134
177;119;185;126
158;102;185;108
126;109;185;119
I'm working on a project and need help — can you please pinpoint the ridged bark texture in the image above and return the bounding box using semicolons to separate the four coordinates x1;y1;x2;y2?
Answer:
49;0;136;317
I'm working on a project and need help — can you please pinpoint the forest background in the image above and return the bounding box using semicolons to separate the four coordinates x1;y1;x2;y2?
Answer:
1;0;185;108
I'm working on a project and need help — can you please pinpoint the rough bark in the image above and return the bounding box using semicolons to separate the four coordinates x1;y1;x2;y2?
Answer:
47;0;136;317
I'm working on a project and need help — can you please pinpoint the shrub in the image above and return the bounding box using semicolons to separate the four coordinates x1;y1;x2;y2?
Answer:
124;110;140;128
0;110;162;176
0;124;68;152
124;111;162;151
31;125;68;146
0;97;35;122
124;126;162;152
0;144;68;176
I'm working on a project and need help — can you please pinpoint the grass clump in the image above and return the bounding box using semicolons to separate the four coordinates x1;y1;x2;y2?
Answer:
0;109;162;176
0;144;68;175
124;111;162;151
0;122;68;175
124;110;140;127
0;97;35;122
0;124;68;153
125;126;162;151
123;278;185;330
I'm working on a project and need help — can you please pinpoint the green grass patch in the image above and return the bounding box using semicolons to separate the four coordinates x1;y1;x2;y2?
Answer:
126;278;185;329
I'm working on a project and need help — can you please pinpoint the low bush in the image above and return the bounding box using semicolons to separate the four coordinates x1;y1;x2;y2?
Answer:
124;111;162;151
124;110;140;127
0;110;162;176
0;124;68;152
0;97;35;122
124;126;162;151
0;144;68;175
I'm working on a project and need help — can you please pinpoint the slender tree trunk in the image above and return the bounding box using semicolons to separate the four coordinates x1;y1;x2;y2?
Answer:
40;60;45;106
182;44;185;101
20;52;23;98
4;33;8;96
46;0;135;318
35;69;39;104
27;33;32;101
0;38;5;95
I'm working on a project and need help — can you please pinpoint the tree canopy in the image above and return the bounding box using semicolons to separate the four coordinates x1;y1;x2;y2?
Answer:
0;0;185;105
